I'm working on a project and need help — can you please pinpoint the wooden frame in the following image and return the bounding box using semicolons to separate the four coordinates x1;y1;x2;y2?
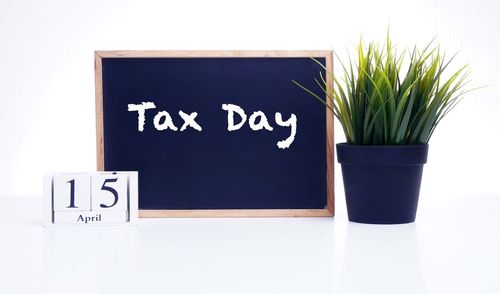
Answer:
95;50;334;217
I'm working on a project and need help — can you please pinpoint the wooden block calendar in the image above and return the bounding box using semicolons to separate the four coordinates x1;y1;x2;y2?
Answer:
44;172;138;226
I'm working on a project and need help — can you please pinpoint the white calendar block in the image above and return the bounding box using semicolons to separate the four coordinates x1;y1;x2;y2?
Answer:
44;171;138;226
91;173;128;211
53;174;91;211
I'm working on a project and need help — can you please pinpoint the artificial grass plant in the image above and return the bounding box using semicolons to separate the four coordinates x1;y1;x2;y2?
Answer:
293;35;475;145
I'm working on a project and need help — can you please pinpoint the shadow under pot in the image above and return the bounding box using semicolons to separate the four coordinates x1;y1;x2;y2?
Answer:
336;143;429;224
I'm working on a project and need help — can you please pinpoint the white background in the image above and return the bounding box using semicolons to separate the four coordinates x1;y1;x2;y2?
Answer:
0;1;499;293
0;0;499;201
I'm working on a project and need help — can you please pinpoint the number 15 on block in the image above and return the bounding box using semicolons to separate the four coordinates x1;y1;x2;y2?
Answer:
44;172;138;226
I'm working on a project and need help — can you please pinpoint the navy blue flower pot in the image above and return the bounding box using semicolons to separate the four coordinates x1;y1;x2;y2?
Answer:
336;143;429;224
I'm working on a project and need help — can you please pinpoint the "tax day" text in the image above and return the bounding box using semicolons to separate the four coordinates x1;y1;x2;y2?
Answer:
128;102;297;149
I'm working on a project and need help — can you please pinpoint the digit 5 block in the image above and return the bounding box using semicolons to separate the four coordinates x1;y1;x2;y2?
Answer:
91;173;128;211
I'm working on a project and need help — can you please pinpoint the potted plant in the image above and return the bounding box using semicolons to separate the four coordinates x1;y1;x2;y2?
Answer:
293;36;474;224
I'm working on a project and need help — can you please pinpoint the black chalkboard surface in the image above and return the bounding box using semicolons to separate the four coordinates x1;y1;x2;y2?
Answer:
95;51;334;217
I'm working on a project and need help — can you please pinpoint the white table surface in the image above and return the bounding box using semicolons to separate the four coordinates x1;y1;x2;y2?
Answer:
1;194;499;294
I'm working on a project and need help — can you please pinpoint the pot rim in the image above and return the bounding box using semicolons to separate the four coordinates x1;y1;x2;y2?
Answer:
336;142;429;148
336;142;429;166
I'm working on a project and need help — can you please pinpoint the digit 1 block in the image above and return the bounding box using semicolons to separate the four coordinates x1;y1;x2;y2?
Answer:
91;173;128;212
53;174;91;211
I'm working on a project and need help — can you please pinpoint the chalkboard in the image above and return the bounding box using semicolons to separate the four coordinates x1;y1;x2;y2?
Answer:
95;51;334;217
